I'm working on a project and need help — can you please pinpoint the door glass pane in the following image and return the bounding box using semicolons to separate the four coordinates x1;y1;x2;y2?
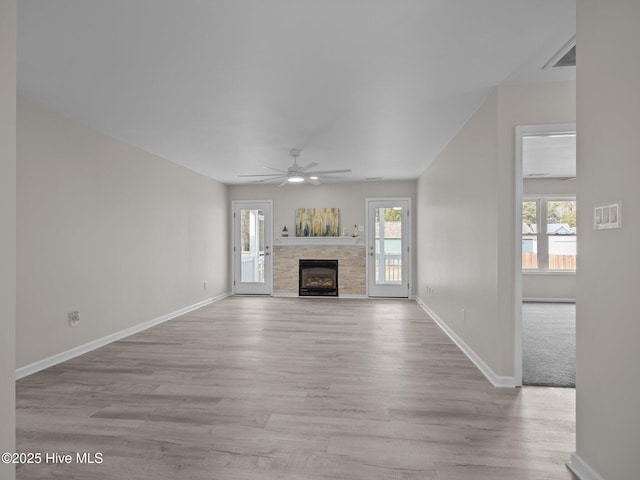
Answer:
375;207;402;284
240;209;265;283
522;201;538;269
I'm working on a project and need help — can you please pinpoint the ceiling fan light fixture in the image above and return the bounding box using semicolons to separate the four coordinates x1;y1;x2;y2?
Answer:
238;148;352;185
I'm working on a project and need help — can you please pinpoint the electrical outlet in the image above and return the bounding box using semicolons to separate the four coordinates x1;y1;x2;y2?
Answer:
68;311;80;327
203;281;207;289
461;308;466;321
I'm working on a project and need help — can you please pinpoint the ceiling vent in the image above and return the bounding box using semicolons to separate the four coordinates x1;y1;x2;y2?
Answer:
544;36;576;69
553;45;575;67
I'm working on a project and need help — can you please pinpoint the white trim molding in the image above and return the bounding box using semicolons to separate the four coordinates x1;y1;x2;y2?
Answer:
271;293;367;299
15;292;231;380
524;297;576;303
567;452;605;480
415;297;517;388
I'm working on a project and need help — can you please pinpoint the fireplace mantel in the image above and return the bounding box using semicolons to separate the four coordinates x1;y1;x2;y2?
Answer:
275;236;362;246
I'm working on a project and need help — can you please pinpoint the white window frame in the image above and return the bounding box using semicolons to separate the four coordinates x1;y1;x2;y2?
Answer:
522;194;576;274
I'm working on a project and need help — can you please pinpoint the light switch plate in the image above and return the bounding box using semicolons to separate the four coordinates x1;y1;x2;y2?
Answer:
594;202;622;230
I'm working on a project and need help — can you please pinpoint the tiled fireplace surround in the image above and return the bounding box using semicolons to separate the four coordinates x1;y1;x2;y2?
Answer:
273;239;366;296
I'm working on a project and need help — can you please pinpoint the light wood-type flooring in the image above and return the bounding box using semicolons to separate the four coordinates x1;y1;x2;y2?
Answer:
16;297;576;479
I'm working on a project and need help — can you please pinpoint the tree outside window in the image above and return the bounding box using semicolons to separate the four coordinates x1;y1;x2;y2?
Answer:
522;198;576;272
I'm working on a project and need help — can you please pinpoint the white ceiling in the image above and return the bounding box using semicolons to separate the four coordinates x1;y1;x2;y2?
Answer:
17;0;576;185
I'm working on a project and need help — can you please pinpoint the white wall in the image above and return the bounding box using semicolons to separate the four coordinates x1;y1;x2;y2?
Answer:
417;88;503;374
16;98;230;369
522;178;577;301
522;274;575;302
0;1;16;478
497;82;576;374
573;1;640;479
229;180;417;292
416;82;575;380
230;181;416;235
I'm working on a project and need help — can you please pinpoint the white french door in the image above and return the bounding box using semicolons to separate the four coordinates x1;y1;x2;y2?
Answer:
233;201;272;295
367;198;410;298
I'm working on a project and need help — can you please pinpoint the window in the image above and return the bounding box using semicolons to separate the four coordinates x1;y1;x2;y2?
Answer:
522;197;576;272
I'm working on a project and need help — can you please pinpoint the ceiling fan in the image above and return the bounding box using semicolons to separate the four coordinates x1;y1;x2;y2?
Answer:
238;149;352;186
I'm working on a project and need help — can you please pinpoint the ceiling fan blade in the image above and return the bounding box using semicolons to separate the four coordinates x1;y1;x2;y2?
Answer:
300;162;319;171
306;169;352;175
263;166;288;173
278;180;290;187
249;177;281;183
238;173;286;177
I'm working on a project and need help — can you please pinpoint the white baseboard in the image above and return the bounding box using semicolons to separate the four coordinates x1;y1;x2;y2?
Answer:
415;297;517;388
15;292;232;380
567;452;605;480
524;297;576;303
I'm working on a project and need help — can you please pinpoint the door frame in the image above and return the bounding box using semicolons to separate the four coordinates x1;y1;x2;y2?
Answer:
365;197;411;298
232;200;273;295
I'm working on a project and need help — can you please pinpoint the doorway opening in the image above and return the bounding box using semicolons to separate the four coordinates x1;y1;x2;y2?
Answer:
515;124;576;388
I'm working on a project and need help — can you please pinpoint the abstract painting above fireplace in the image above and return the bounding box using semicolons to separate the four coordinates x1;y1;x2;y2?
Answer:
295;208;340;237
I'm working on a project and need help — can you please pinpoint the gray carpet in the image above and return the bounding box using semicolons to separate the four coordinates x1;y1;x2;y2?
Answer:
522;302;575;388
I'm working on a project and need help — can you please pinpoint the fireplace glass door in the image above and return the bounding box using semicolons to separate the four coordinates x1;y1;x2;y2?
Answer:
299;259;338;296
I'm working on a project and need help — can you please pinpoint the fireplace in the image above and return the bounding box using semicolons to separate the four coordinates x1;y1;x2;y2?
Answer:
299;259;339;296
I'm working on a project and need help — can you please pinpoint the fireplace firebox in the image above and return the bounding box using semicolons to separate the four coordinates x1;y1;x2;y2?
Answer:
299;259;339;296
